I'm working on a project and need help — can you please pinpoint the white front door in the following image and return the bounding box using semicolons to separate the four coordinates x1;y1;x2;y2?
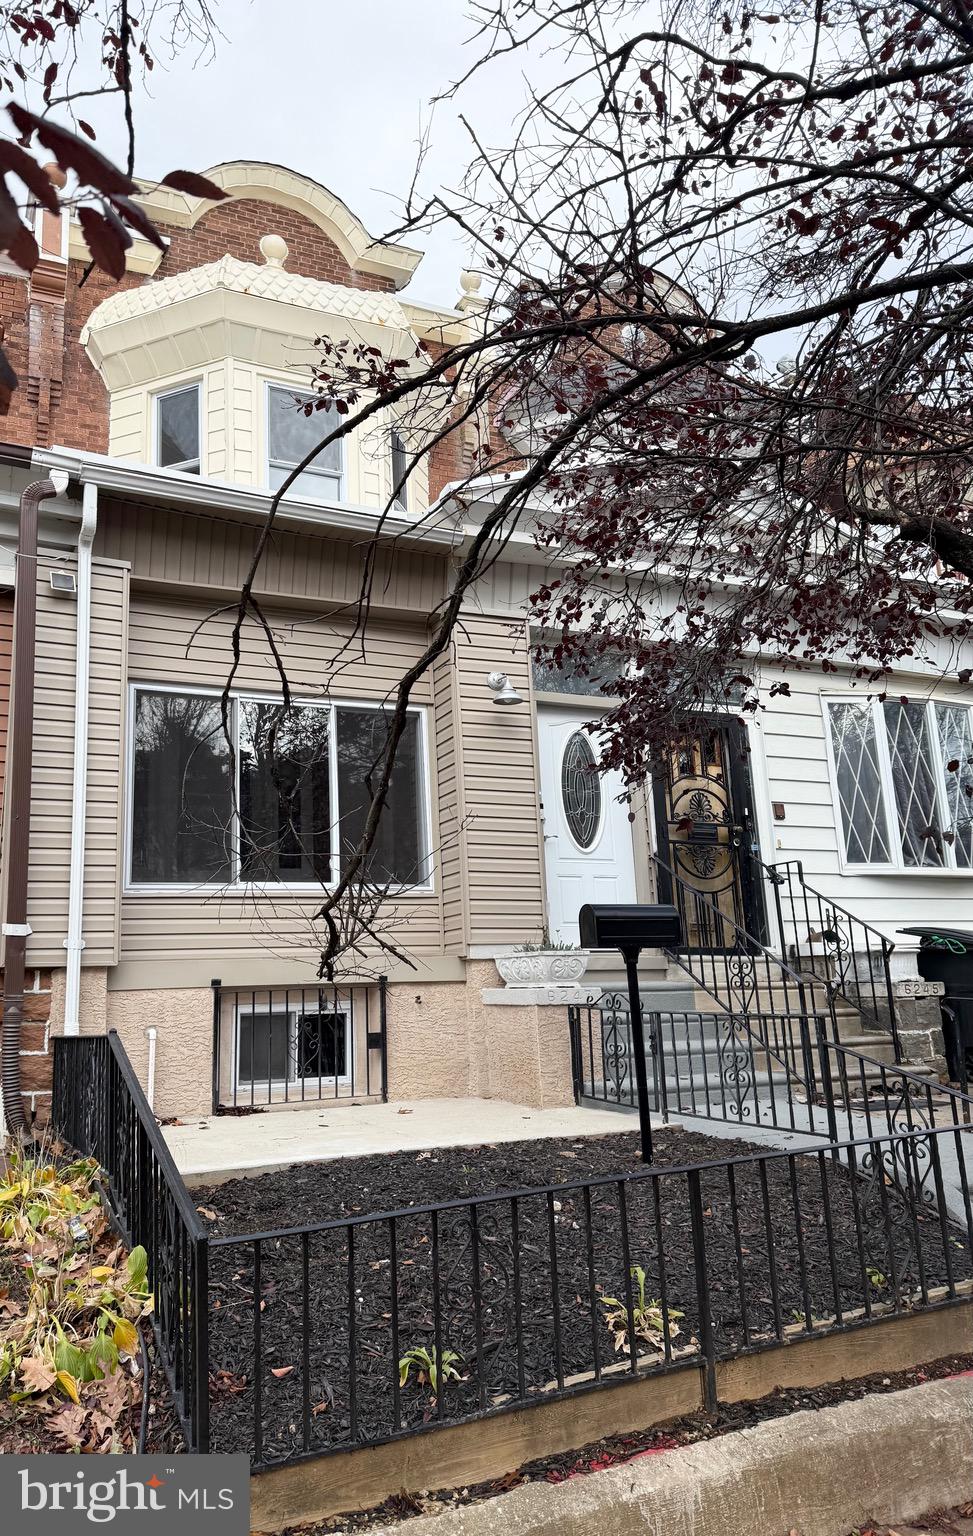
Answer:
537;706;638;945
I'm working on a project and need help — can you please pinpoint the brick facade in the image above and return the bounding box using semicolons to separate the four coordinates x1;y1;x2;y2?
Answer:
2;193;402;464
0;970;54;1128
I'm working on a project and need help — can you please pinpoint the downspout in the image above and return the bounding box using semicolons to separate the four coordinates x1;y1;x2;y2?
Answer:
63;482;97;1036
1;471;68;1136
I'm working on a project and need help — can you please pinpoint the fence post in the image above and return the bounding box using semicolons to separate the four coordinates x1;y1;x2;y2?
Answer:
814;1015;841;1147
379;975;389;1103
568;1006;583;1104
210;979;221;1116
193;1235;211;1453
688;1168;718;1413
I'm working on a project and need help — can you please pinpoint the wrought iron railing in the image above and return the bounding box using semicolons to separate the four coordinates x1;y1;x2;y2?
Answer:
571;996;972;1144
52;1028;973;1474
210;977;388;1114
756;857;900;1058
650;851;837;1029
51;1033;210;1452
570;1002;825;1135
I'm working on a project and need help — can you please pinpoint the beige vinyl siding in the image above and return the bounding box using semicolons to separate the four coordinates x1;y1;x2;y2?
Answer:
28;557;127;968
205;361;228;478
95;498;447;616
230;361;255;485
106;386;146;460
120;593;444;968
452;613;546;945
432;645;466;952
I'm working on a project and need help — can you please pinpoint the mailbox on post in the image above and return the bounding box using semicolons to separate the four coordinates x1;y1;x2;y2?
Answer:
578;904;684;1165
579;905;682;954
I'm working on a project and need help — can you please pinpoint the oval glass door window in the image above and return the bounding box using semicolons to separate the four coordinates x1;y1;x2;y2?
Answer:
561;732;601;849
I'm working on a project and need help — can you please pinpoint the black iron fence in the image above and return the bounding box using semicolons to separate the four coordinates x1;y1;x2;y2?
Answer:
570;995;972;1143
203;1118;973;1466
52;1026;973;1472
51;1033;210;1452
210;977;388;1113
757;857;900;1056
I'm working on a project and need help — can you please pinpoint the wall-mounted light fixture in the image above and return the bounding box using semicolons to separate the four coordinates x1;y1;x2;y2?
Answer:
486;671;524;706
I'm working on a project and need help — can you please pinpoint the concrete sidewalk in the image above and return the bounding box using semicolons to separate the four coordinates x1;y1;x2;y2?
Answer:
164;1096;645;1182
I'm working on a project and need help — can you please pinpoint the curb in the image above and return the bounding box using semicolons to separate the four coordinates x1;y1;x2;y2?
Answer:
375;1375;973;1536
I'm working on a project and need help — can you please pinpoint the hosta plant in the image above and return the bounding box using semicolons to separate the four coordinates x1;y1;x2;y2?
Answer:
0;1143;152;1444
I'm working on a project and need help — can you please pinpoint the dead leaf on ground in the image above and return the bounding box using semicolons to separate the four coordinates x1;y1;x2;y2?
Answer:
19;1357;57;1393
196;1206;219;1222
270;1366;294;1379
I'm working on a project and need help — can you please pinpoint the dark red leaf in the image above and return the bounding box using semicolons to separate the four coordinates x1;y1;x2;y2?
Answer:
78;205;128;279
0;143;59;212
6;104;135;196
159;170;228;201
106;194;167;251
78;120;96;141
0;342;17;407
8;221;38;271
947;759;960;773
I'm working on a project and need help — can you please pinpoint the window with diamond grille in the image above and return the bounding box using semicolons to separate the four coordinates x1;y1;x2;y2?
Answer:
561;731;601;848
827;696;973;870
827;701;892;864
936;704;973;869
883;700;945;867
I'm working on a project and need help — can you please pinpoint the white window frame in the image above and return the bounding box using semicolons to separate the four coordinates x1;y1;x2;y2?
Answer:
153;381;203;474
232;995;352;1091
390;427;409;511
822;693;973;875
264;380;345;503
124;682;434;895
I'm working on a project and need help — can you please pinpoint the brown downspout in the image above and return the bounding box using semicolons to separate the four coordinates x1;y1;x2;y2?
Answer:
1;473;65;1135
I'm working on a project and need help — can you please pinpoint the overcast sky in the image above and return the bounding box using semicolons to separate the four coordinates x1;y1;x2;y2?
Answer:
85;1;539;308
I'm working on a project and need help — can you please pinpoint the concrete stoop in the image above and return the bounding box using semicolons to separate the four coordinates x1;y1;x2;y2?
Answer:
380;1376;973;1536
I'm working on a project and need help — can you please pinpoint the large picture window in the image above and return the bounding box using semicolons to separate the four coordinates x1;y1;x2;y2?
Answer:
129;688;430;889
267;385;342;500
826;696;973;871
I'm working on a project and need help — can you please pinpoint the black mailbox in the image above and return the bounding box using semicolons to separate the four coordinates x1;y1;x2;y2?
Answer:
579;903;682;953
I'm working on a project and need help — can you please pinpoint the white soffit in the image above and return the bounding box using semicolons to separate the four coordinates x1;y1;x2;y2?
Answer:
80;258;422;389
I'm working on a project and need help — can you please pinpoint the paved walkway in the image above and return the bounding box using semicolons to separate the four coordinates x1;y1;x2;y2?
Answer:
164;1097;645;1182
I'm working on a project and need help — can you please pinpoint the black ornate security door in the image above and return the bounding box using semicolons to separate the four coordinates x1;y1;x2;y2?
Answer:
652;723;766;948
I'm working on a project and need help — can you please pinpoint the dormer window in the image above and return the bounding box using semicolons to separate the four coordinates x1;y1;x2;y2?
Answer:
391;428;409;511
267;385;342;501
156;384;201;473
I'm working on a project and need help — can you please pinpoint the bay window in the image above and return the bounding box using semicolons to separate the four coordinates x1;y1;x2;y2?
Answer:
155;384;201;473
826;696;973;870
129;688;430;888
267;384;342;500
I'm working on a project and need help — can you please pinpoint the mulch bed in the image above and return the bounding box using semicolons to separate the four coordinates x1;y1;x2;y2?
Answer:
276;1353;973;1532
195;1127;973;1464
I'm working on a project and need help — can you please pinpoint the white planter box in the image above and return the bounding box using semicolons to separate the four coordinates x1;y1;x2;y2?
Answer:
496;950;590;987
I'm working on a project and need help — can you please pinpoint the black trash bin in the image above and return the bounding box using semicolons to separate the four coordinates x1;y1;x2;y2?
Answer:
899;926;973;1085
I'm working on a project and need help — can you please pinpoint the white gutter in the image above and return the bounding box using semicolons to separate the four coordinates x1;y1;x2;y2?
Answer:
63;480;97;1035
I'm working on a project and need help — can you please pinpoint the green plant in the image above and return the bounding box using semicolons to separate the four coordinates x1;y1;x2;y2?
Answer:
0;1145;152;1408
600;1266;683;1356
398;1345;462;1398
514;926;579;952
866;1267;887;1290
